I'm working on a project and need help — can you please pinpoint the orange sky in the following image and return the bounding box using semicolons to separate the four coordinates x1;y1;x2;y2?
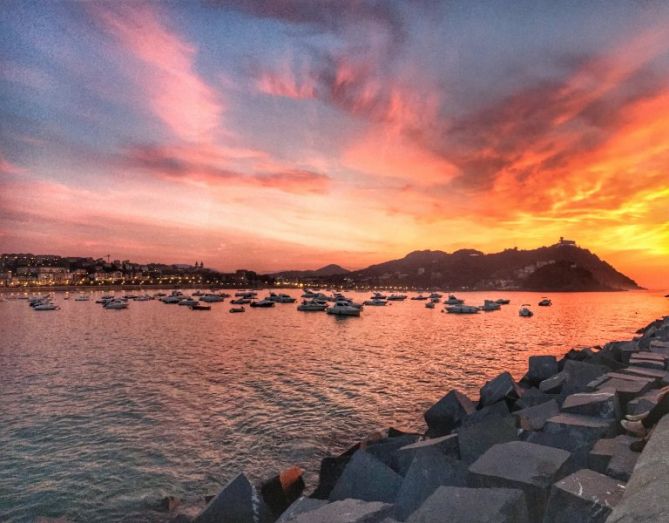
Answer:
1;2;668;288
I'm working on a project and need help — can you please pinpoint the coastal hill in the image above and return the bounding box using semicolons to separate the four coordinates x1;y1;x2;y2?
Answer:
272;264;350;280
282;240;640;291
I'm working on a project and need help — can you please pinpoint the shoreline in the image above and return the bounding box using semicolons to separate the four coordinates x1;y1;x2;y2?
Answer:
160;313;669;522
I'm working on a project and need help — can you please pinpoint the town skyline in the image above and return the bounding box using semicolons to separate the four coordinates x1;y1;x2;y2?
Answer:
1;1;668;288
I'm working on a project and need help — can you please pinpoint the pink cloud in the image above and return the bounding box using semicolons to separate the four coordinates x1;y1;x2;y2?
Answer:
91;3;223;142
0;153;25;175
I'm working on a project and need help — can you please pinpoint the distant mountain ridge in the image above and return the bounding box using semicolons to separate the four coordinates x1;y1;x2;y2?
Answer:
273;264;350;280
273;243;639;291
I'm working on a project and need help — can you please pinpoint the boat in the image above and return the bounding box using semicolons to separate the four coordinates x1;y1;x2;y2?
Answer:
135;295;152;301
267;293;296;303
190;303;211;311
229;306;245;313
411;295;429;300
538;298;552;307
235;291;257;298
387;293;407;301
363;298;387;306
178;298;199;307
425;301;436;309
444;294;464;305
519;304;533;317
429;292;442;299
33;302;60;311
480;300;501;312
297;300;328;312
250;299;275;308
445;304;479;314
230;298;250;305
495;298;510;305
326;301;361;316
63;293;70;300
200;294;225;303
74;295;90;301
371;292;387;300
104;299;128;310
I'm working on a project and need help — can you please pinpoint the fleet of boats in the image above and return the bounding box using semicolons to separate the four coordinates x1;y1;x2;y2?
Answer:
8;288;558;320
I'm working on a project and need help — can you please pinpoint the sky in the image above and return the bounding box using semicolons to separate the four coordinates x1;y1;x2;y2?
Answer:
1;1;668;287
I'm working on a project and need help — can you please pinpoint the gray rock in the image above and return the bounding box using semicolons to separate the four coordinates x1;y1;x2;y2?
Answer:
193;473;270;523
457;414;518;464
276;497;327;523
539;372;566;394
405;486;529;523
618;365;669;386
392;434;459;476
393;447;468;520
629;353;667;370
479;372;522;407
288;499;393;523
513;399;560;431
329;450;402;503
424;390;476;436
596;377;652;405
542;468;625;523
543;413;618;443
527;355;558;383
588;435;638;474
561;360;609;395
515;387;561;409
602;341;638;364
468;441;570;522
461;401;509;426
606;445;639;481
561;392;621;419
366;435;419;468
626;389;661;417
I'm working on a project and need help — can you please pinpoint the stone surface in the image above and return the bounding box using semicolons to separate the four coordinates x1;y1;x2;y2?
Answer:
393;447;468;520
405;486;529;523
515;387;561;409
513;399;560;431
276;498;327;523
461;401;509;426
457;414;518;464
260;466;305;517
618;366;669;385
468;441;570;522
625;389;660;417
527;355;559;383
539;372;566;394
561;360;610;395
287;499;393;523
366;435;419;468
588;435;638;474
542;468;625;523
193;473;269;523
561;392;621;419
329;450;402;503
392;434;459;475
596;378;652;405
606;446;639;482
478;372;522;407
423;389;475;436
543;413;618;442
312;451;356;499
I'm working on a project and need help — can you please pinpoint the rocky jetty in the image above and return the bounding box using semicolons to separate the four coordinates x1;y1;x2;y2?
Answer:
167;315;669;523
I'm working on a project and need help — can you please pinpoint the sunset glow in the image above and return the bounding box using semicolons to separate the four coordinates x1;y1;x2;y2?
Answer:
1;1;668;287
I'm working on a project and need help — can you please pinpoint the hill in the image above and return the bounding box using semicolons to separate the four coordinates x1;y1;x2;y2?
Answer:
312;243;639;291
273;264;350;281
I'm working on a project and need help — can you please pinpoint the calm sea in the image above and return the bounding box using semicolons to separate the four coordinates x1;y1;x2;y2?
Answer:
1;289;667;521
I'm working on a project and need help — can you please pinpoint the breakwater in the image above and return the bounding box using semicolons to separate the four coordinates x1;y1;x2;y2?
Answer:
161;314;669;522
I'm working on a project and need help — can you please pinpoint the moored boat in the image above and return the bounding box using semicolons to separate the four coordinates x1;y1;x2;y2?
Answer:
190;303;211;311
444;294;464;305
480;300;501;311
538;298;552;306
519;304;534;317
297;300;328;311
250;299;275;308
445;304;479;314
326;301;361;316
104;299;128;310
229;306;245;313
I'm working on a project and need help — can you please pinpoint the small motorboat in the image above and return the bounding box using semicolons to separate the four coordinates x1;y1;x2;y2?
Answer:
297;300;328;311
200;294;225;303
230;298;250;305
250;299;275;308
363;298;387;306
326;301;361;316
519;304;533;317
229;306;245;313
235;291;257;298
480;300;501;312
104;300;128;310
445;304;479;314
444;294;465;305
267;293;296;303
425;301;436;309
495;298;510;305
411;295;429;300
190;303;211;311
538;298;552;307
33;302;60;311
387;294;407;301
429;292;442;299
179;298;199;307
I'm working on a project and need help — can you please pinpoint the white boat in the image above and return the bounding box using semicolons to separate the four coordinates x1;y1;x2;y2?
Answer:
538;298;552;307
387;293;407;301
104;300;128;310
371;292;387;300
363;298;387;306
267;293;296;303
326;301;361;316
297;300;328;312
444;294;464;305
200;294;225;303
135;295;152;301
178;298;199;307
480;300;501;311
519;305;534;317
33;302;60;311
445;304;479;314
75;295;90;301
